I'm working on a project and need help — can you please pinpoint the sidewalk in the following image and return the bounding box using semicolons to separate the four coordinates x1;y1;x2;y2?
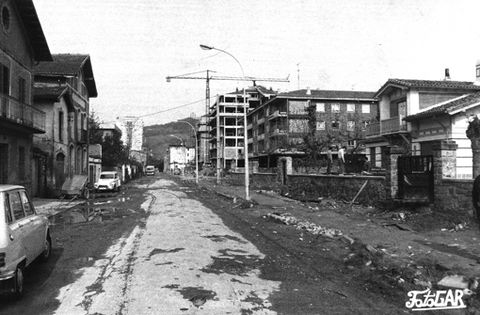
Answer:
32;198;85;218
195;177;480;285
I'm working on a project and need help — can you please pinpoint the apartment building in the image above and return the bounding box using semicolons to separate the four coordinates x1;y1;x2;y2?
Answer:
365;73;480;178
247;88;378;169
0;0;52;194
33;54;97;195
208;86;276;170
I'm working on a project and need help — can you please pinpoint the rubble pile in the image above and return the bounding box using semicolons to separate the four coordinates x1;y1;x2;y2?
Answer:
264;212;343;238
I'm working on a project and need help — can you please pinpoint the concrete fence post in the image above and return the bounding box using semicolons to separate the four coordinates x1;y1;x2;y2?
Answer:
471;138;480;179
384;145;404;200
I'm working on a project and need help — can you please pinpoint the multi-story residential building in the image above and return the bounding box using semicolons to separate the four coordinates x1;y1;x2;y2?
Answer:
365;74;480;176
0;0;52;195
116;116;144;153
208;86;277;170
33;54;97;196
247;88;378;169
166;145;195;173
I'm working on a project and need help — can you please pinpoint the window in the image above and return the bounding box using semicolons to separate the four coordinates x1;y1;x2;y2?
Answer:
289;101;308;114
58;111;64;141
331;104;340;113
347;121;355;131
4;194;12;223
1;5;10;32
20;191;33;216
477;68;480;77
316;103;325;112
362;104;371;114
316;121;325;130
0;64;9;95
9;192;24;220
347;104;355;112
18;77;26;103
18;146;25;180
331;120;340;129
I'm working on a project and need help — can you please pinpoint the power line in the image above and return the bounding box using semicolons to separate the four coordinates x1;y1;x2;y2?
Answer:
98;96;216;124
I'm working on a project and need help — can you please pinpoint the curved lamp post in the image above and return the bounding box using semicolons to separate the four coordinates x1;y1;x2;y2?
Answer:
177;121;199;184
200;44;250;201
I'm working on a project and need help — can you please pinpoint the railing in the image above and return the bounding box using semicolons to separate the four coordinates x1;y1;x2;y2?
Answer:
366;117;407;136
0;93;45;132
268;110;288;120
381;116;407;134
366;122;380;136
270;128;288;137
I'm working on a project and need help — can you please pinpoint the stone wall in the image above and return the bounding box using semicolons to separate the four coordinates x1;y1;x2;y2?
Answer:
227;172;385;206
287;174;386;206
435;179;473;218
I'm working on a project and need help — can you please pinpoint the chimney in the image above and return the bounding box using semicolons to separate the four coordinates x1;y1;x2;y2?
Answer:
306;87;311;95
444;68;450;81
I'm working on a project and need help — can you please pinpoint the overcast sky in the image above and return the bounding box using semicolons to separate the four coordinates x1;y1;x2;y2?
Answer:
33;0;480;126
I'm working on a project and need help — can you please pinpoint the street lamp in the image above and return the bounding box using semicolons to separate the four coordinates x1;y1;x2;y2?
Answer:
177;121;199;184
199;44;250;201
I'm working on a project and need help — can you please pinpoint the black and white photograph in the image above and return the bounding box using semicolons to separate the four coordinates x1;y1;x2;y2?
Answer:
1;0;480;314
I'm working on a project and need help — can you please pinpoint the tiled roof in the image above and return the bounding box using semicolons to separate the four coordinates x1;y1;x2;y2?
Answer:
405;92;480;121
375;79;480;98
15;0;52;61
277;89;377;100
35;54;89;76
33;86;68;100
35;54;98;97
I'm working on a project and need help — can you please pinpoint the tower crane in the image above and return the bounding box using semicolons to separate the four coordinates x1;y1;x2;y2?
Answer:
166;70;289;164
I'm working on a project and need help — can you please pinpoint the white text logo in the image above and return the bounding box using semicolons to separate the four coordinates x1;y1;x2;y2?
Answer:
405;288;466;311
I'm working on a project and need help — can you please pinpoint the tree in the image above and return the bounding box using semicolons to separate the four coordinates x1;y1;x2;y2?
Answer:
88;113;129;167
101;130;129;167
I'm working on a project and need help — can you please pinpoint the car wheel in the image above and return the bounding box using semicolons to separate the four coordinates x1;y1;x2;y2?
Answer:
40;233;52;262
13;266;24;297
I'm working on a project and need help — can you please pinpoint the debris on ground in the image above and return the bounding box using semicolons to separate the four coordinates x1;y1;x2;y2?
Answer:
437;274;469;289
264;212;342;238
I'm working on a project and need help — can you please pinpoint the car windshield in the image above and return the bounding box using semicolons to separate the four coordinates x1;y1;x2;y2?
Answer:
100;174;115;179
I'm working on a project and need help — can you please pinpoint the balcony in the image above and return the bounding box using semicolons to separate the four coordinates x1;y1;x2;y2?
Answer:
366;117;407;137
257;117;265;125
0;94;45;133
268;110;287;120
270;128;288;137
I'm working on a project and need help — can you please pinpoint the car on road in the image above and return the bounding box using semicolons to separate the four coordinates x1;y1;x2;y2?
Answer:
94;171;121;192
145;165;155;176
0;185;51;297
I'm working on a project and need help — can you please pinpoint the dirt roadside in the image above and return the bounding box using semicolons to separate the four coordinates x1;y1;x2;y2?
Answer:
179;175;480;313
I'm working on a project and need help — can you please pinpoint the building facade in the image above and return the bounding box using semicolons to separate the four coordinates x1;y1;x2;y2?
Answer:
365;77;480;175
208;86;277;170
33;54;97;196
247;88;378;169
0;0;52;194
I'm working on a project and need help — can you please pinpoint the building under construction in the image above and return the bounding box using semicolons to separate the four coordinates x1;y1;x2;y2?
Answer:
208;86;277;171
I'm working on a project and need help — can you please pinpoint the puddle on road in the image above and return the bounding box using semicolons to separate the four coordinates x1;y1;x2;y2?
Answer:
200;249;261;276
176;286;217;307
50;206;123;225
148;248;185;259
203;234;248;244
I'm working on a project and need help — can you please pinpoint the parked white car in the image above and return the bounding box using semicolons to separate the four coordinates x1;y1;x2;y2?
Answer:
0;185;51;297
145;165;155;176
94;171;121;192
